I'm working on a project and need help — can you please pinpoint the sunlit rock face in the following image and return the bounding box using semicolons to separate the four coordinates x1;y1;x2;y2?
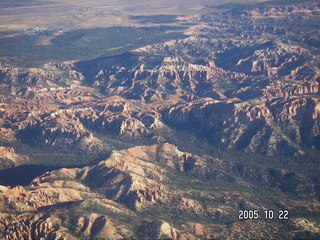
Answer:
0;0;319;239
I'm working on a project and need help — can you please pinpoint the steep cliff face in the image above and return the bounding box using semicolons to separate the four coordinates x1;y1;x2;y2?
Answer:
73;54;218;102
0;62;83;88
0;211;127;240
1;142;319;239
0;147;27;167
0;1;319;239
264;81;320;98
160;97;320;155
0;144;207;239
0;1;319;158
23;143;204;210
0;213;78;240
244;1;320;18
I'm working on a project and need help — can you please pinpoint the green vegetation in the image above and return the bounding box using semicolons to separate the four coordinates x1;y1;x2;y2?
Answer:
92;130;156;150
136;220;162;240
0;139;104;167
211;0;311;11
129;14;180;24
0;26;186;67
158;125;320;177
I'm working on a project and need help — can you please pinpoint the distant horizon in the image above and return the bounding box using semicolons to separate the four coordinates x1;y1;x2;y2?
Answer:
0;0;273;31
0;0;319;239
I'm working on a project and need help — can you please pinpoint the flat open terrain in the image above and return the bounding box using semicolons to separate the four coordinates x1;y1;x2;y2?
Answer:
0;0;269;31
1;1;319;239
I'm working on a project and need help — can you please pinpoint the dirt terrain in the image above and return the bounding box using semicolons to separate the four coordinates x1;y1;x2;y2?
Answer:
0;0;262;31
0;0;320;239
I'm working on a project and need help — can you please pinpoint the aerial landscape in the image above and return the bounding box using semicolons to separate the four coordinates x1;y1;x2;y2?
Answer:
0;0;319;239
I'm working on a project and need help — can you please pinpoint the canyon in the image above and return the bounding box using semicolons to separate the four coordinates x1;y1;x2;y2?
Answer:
0;0;319;239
